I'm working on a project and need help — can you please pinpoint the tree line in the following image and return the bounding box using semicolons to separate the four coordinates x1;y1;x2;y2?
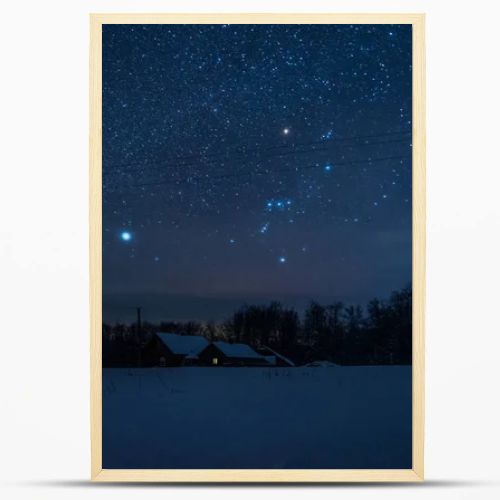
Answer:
103;284;411;366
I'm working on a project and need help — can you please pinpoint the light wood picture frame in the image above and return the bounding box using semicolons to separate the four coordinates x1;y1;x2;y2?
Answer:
90;13;425;482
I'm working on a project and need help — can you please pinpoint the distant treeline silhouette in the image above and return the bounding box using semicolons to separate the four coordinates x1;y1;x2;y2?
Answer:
103;285;411;366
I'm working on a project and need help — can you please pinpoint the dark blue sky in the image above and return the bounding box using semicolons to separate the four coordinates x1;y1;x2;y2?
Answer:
102;24;412;323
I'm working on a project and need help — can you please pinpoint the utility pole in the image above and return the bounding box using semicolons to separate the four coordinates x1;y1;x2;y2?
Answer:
137;306;142;368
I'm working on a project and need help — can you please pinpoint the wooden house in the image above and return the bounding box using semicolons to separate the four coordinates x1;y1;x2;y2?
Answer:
198;341;270;367
142;332;209;367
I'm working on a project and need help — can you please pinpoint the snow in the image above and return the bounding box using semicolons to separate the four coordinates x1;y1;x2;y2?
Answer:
156;332;208;357
213;340;264;359
103;366;412;469
305;360;339;367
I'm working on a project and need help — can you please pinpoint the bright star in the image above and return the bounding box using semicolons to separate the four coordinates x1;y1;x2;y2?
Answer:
321;129;334;140
324;164;333;172
229;238;236;244
279;256;287;263
260;222;269;234
120;231;132;241
283;128;290;135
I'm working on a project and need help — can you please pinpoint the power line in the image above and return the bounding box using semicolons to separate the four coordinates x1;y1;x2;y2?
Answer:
104;137;410;190
103;129;411;175
103;153;410;201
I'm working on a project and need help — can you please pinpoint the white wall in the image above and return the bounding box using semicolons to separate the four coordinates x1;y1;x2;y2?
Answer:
1;1;499;499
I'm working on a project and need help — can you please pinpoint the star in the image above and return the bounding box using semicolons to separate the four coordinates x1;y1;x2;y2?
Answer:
321;129;334;140
102;24;412;325
260;222;269;234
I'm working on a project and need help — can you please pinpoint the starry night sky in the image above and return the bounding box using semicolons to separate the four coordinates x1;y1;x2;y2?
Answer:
102;24;412;323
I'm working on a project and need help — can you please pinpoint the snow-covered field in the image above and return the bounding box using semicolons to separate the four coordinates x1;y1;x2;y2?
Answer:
103;366;411;469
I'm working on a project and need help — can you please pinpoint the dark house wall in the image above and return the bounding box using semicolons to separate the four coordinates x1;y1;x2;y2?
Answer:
198;344;226;366
227;356;269;367
198;344;269;367
141;336;186;367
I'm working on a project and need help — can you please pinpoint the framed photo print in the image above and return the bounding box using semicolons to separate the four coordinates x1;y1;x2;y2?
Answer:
90;13;425;482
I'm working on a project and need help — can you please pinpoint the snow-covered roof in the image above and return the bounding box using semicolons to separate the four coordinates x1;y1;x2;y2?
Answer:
261;346;295;367
213;341;264;359
156;333;209;357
